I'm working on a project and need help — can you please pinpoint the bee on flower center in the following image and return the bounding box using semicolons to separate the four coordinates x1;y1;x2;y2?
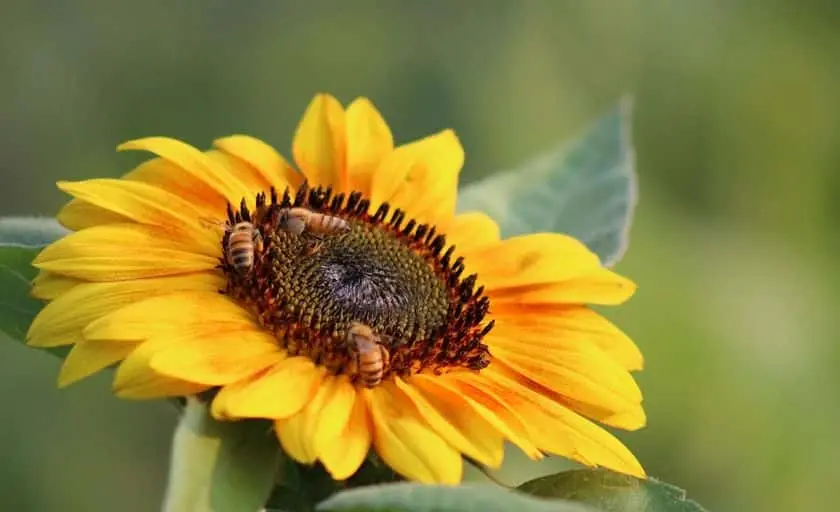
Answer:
276;206;351;256
277;206;351;236
347;321;391;388
225;221;264;274
218;183;494;386
201;218;264;274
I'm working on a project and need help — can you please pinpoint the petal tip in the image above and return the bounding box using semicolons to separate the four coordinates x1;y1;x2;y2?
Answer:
618;460;647;479
348;96;375;109
300;93;342;116
313;92;340;104
605;407;647;431
440;127;459;139
56;369;81;389
211;134;246;147
116;139;142;152
116;137;174;153
55;180;74;192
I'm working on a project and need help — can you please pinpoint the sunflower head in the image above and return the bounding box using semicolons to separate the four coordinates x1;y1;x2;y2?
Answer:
27;93;645;484
218;180;492;384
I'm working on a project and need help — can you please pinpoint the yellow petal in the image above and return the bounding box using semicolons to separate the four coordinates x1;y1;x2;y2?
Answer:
489;306;643;371
556;269;638;305
57;198;130;231
118;137;252;205
370;130;463;227
214;135;303;194
395;377;504;468
483;369;645;477
556;396;647;431
489;340;643;417
30;271;82;300
468;233;601;290
149;326;283;385
113;338;211;399
423;375;542;461
367;136;432;206
275;414;315;464
58;339;140;388
554;409;645;477
444;212;501;255
459;371;575;458
312;375;356;455
489;267;637;306
84;291;252;342
292;93;347;190
33;224;218;281
118;377;209;399
367;384;463;484
318;393;370;480
205;150;269;210
123;156;226;216
345;98;394;196
213;357;323;419
315;389;371;481
56;179;218;255
26;273;223;347
276;374;351;464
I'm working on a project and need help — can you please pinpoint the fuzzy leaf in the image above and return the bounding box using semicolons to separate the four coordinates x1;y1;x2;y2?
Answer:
315;482;595;512
457;98;637;267
517;469;707;512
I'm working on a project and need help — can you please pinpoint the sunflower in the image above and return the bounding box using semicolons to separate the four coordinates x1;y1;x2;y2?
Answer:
26;93;646;483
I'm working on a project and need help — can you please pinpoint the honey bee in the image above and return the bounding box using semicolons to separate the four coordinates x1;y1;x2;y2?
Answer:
276;207;350;237
276;207;351;255
200;217;263;274
347;321;391;388
225;221;263;273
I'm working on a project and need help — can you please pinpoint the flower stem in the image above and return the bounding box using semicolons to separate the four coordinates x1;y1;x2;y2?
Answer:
162;397;223;512
161;397;281;512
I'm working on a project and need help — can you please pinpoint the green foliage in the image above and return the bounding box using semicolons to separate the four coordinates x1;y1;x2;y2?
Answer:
457;99;636;267
0;245;41;341
0;217;68;248
0;217;68;357
163;398;282;512
517;469;707;512
314;482;595;512
267;454;403;511
210;422;283;512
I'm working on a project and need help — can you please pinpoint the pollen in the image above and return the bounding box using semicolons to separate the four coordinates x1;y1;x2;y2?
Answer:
217;183;493;385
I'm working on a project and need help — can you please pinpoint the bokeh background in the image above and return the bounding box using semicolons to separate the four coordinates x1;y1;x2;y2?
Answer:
1;2;837;511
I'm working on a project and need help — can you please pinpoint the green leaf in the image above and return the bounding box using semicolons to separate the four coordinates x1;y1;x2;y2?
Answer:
162;397;283;512
315;482;595;512
0;245;42;341
517;469;707;512
265;453;403;511
0;216;69;357
0;216;69;247
457;98;637;267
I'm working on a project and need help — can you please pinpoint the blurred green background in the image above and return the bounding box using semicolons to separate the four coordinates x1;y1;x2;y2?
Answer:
1;1;837;510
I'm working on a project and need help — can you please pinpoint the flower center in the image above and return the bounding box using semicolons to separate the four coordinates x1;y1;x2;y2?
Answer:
218;183;493;385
